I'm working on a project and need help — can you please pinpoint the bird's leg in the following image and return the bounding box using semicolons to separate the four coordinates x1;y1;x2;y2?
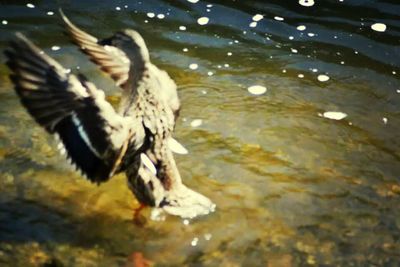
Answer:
132;203;147;226
133;203;146;217
125;252;152;267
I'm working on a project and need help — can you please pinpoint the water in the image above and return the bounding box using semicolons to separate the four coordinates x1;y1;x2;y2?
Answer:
0;0;400;266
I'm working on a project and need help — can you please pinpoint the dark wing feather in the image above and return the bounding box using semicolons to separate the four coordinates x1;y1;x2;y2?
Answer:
4;33;144;183
60;10;130;88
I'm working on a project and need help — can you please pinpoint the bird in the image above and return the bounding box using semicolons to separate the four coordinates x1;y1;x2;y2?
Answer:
4;11;215;219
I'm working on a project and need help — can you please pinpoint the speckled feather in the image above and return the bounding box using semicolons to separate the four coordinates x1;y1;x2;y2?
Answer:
4;13;215;218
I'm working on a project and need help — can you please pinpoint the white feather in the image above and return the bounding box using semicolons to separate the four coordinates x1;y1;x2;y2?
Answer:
140;153;157;175
71;113;101;157
168;137;188;155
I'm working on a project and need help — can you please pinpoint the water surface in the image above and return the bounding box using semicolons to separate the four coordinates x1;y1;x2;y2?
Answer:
0;0;400;266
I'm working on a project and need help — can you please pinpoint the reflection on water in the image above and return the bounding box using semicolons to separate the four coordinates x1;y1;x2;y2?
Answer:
0;0;400;266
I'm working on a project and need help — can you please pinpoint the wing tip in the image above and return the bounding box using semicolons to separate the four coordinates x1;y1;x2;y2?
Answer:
59;8;72;26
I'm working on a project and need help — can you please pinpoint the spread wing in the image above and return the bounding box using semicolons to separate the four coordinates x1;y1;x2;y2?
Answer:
4;33;144;183
60;10;130;88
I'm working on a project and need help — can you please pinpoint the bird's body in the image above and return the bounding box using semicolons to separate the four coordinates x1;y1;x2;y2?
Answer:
4;12;215;219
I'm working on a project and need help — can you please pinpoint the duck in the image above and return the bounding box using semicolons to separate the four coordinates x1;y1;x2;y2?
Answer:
4;11;215;219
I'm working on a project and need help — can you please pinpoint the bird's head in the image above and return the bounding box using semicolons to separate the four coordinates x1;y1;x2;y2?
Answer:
99;29;150;64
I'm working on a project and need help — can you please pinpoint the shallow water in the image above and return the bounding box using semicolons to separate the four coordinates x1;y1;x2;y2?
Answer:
1;0;400;266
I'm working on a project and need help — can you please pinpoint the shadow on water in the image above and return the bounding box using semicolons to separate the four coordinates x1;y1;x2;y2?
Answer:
0;172;164;267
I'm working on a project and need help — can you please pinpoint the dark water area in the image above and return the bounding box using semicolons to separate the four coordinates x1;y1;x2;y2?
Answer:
0;0;400;266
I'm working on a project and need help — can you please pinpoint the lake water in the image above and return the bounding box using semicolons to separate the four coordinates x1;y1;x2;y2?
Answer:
0;0;400;266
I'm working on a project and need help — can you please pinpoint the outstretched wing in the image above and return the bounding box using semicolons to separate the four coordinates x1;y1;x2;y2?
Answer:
4;33;144;183
60;10;130;88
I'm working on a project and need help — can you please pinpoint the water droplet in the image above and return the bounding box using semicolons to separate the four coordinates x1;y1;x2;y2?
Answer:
189;63;198;70
183;48;188;52
289;36;294;40
26;3;35;8
191;119;203;127
179;25;186;31
150;208;166;221
183;219;190;225
187;0;199;3
297;25;306;31
248;85;267;95
299;0;315;7
307;32;315;37
298;74;304;78
207;71;214;76
383;117;388;124
197;17;209;25
291;48;298;53
47;11;54;16
51;46;61;51
249;21;257;28
115;6;121;11
1;20;8;25
191;237;199;246
371;23;386;32
252;14;263;22
317;74;330;82
204;233;212;241
323;111;347;120
147;12;155;18
157;14;165;19
274;16;284;21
